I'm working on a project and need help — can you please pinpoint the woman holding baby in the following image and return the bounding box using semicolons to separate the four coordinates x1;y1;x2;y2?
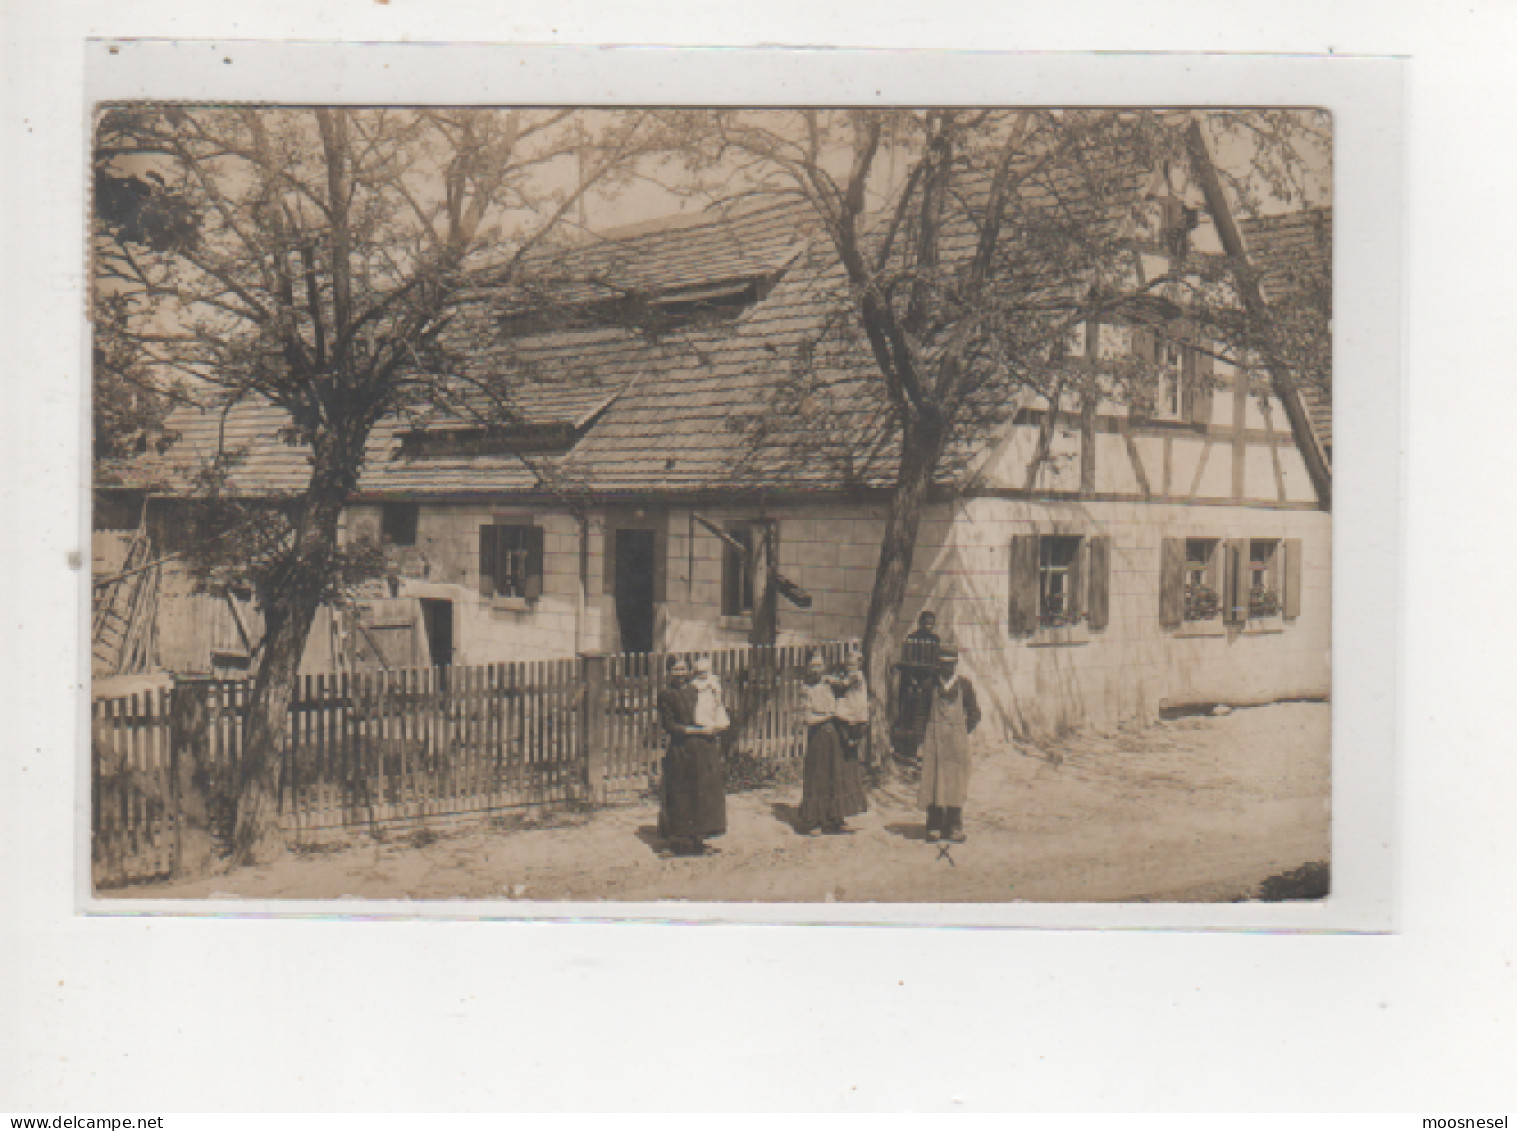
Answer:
796;646;870;836
656;653;729;856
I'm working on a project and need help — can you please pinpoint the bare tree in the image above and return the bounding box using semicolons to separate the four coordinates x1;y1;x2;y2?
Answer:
94;106;658;862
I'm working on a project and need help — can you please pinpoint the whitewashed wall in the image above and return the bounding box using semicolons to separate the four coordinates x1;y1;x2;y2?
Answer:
660;498;1331;743
147;495;1328;743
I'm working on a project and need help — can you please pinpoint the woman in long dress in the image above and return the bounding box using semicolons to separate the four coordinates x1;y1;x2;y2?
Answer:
797;648;868;835
917;644;982;843
657;654;727;855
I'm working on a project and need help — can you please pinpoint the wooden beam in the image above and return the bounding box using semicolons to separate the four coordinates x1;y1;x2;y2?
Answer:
1186;441;1213;499
1120;421;1153;498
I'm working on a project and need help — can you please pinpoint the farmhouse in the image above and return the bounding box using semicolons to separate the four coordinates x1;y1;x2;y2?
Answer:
94;168;1332;742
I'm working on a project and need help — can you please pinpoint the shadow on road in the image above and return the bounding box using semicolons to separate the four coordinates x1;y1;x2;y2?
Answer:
884;821;928;841
634;824;673;858
769;802;804;833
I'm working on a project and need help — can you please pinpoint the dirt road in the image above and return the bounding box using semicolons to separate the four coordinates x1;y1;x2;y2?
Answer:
111;702;1330;904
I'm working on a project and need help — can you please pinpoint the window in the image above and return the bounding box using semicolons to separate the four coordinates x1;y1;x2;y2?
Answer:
1038;536;1083;628
1181;537;1305;626
1154;339;1186;420
477;523;544;601
720;525;756;617
381;502;419;547
1183;538;1223;621
1247;539;1282;619
1131;329;1215;425
1008;534;1111;637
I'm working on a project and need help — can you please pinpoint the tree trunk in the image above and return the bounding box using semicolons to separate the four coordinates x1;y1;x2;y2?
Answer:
230;450;354;865
860;422;943;777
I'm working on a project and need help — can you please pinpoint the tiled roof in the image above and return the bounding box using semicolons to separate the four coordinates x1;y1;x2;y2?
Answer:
105;152;1240;503
1241;207;1333;458
475;197;815;309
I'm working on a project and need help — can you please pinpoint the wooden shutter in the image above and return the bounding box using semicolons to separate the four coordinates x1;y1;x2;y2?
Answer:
720;526;747;616
1180;348;1196;422
477;524;496;598
1223;538;1249;624
1130;327;1155;423
1158;537;1184;627
1087;536;1112;631
1191;348;1215;426
522;524;545;601
1282;538;1303;620
603;523;618;592
1007;535;1039;636
720;537;738;616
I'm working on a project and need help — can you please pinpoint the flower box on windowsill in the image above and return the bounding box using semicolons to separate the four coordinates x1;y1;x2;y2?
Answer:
491;596;537;613
1028;620;1090;648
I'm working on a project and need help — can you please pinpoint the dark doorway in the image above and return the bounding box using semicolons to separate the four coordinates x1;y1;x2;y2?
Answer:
419;599;454;669
614;529;657;653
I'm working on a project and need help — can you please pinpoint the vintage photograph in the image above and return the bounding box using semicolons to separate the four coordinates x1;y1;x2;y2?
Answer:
88;105;1333;904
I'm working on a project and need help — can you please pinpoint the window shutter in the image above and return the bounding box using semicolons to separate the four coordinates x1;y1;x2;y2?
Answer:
1224;538;1249;624
1130;327;1156;423
1206;539;1223;592
1192;348;1215;426
478;524;496;598
1282;538;1303;619
1180;348;1196;422
720;527;747;616
523;524;545;601
1087;536;1112;630
1007;535;1039;636
603;524;619;592
1159;537;1184;627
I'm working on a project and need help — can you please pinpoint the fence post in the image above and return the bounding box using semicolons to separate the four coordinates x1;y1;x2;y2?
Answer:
580;652;607;804
170;676;216;879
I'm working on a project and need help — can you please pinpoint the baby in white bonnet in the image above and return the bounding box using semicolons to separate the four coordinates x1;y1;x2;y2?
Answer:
690;653;730;732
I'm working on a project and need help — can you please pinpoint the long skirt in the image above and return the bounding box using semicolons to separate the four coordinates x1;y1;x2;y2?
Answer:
660;734;727;840
798;721;868;831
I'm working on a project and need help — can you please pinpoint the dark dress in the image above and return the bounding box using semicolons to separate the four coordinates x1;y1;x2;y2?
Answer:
657;684;727;841
892;628;941;761
797;682;868;832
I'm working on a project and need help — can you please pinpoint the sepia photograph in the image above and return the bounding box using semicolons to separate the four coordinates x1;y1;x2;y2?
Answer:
88;103;1334;906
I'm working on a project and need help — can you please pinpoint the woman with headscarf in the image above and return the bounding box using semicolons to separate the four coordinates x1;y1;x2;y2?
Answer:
918;644;982;843
657;653;727;855
797;648;868;835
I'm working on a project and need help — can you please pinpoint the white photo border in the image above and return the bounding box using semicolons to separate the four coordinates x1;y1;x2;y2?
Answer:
74;42;1403;931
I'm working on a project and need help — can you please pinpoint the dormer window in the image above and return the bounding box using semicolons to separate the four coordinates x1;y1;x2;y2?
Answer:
398;424;577;459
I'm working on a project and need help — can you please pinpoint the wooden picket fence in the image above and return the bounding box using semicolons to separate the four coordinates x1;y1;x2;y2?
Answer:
91;689;176;887
91;641;851;887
